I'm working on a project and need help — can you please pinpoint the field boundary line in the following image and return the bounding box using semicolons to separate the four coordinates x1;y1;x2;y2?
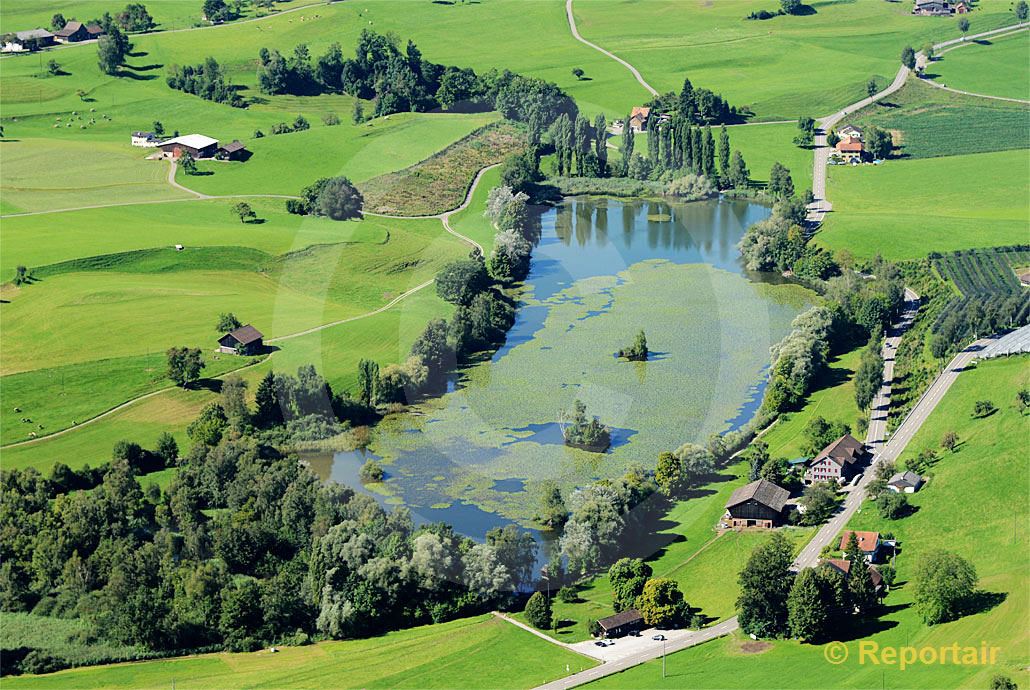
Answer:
924;79;1030;104
565;0;658;97
1;355;268;449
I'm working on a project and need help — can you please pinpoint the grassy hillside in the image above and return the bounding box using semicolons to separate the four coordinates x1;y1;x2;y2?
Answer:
3;614;597;689
818;149;1030;261
759;347;864;459
588;355;1030;689
843;78;1029;160
570;0;1018;120
930;29;1030;101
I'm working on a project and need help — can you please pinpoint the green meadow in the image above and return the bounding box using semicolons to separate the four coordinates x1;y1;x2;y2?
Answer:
569;0;1018;120
588;356;1030;690
817;148;1030;261
931;29;1030;101
181;112;500;197
0;352;255;445
3;614;597;689
0;0;319;33
844;77;1029;160
0;201;467;448
759;347;864;459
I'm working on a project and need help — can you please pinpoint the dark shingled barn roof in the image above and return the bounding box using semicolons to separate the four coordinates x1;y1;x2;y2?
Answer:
220;140;246;153
596;608;642;630
224;324;263;345
725;479;790;513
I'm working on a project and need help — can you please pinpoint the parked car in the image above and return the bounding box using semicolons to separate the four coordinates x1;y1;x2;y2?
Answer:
652;634;665;641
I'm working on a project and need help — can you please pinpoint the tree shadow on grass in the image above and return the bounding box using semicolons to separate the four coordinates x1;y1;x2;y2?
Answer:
964;590;1006;617
113;69;157;81
193;378;224;394
123;62;164;72
827;604;906;642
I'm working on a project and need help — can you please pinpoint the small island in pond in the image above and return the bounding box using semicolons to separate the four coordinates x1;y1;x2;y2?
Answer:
561;399;612;452
617;330;649;361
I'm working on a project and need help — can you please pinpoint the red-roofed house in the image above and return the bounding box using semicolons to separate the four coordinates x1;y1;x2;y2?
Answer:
836;137;865;164
839;530;882;562
628;106;651;134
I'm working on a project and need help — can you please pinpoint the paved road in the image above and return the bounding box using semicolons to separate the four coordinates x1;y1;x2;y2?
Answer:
565;0;657;97
806;21;1030;226
523;287;1009;689
535;617;740;690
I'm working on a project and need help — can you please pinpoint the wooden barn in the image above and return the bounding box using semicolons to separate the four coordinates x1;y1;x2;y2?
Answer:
217;140;249;161
596;609;644;638
724;479;790;528
54;21;103;43
218;324;264;355
159;134;219;159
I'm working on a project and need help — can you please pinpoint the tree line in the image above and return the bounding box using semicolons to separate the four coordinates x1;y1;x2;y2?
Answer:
254;30;576;123
0;368;539;674
166;56;245;107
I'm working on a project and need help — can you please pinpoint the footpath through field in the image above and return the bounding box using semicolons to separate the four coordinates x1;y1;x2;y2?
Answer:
564;0;657;97
0;164;497;449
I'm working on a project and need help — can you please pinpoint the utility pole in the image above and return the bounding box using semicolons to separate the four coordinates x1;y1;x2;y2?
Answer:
662;638;666;679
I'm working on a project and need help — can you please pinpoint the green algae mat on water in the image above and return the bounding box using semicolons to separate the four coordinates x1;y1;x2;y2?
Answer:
319;198;816;530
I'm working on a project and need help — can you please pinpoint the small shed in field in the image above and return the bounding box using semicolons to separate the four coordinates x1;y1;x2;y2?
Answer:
596;609;644;638
218;324;264;355
217;140;249;161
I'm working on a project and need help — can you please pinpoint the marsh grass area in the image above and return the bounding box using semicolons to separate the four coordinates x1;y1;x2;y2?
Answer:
317;198;815;531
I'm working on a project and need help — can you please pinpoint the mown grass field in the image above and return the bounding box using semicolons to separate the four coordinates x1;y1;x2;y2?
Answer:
588;356;1030;690
0;352;256;445
818;148;1029;261
846;77;1029;160
181;112;500;197
1;198;378;276
0;0;319;33
0;138;189;214
0;201;466;448
931;29;1030;101
3;614;597;689
759;347;864;459
570;0;1019;120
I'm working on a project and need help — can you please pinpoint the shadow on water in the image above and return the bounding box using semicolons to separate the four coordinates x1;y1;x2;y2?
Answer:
322;197;805;567
501;422;637;451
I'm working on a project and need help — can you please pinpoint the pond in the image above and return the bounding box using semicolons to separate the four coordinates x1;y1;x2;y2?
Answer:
309;196;815;549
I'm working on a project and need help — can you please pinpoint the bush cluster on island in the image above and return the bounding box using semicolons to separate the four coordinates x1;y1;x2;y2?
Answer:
562;400;611;452
617;330;648;361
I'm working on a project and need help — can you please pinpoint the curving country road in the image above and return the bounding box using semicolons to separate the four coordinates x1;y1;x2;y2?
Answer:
527;288;1001;690
807;21;1030;225
565;0;658;97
